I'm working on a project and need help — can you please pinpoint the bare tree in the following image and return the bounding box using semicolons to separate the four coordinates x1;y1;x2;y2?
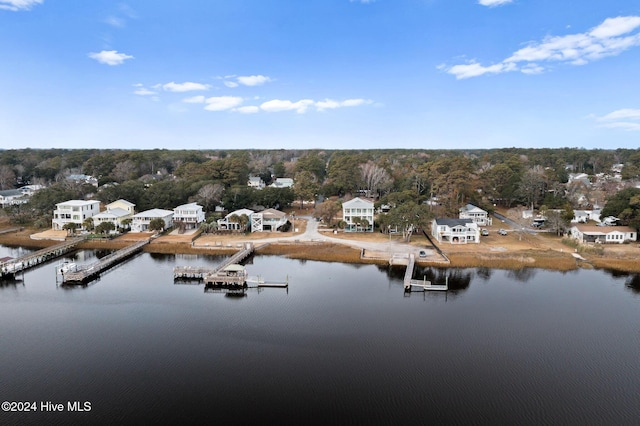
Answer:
360;161;391;197
0;165;16;189
195;183;224;211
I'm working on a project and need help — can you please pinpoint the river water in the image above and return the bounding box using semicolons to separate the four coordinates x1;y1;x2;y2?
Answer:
1;245;639;425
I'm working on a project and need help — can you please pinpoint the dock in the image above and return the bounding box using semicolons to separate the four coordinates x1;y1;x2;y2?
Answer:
1;237;85;278
59;239;149;284
174;243;288;290
173;242;255;283
402;253;448;292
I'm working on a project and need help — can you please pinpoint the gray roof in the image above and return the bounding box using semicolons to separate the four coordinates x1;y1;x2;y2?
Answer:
0;189;23;197
434;218;474;227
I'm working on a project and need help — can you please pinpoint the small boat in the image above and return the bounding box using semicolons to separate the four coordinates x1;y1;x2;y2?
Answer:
57;261;78;274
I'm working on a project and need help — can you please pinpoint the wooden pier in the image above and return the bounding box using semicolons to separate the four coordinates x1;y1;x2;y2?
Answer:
59;239;149;284
174;243;288;290
402;253;448;292
1;237;85;278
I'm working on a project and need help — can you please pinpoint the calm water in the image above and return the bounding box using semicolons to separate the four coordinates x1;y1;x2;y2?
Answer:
1;245;640;425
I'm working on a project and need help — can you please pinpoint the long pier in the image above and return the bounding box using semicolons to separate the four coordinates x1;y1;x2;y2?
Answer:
1;237;85;278
402;253;448;292
59;239;150;284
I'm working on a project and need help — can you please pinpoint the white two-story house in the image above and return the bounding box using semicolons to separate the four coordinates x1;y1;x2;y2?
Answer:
459;204;492;226
173;202;205;230
342;197;374;232
52;200;101;230
431;218;480;244
131;208;174;232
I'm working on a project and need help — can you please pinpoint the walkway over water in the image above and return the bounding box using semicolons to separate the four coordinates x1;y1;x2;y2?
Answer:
402;253;448;292
60;239;150;284
1;236;85;278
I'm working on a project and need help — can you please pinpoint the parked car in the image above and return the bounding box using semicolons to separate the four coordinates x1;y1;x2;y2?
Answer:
481;229;489;236
498;229;508;236
419;250;427;258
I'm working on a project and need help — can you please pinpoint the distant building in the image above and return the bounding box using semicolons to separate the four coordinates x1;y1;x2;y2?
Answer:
270;178;294;189
131;209;174;232
66;174;98;187
248;176;266;189
0;189;28;208
173;202;205;230
342;197;374;232
459;204;492;226
52;200;100;230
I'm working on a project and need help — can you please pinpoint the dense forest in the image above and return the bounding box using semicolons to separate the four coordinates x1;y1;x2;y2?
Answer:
1;147;640;232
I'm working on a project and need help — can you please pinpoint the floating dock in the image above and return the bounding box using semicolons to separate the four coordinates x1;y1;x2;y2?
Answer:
402;253;448;292
59;239;150;284
1;237;85;278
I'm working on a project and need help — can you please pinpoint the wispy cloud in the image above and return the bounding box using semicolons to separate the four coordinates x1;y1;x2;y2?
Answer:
162;82;210;92
442;16;640;79
224;75;272;87
0;0;42;11
478;0;513;7
182;95;206;103
88;50;134;66
234;106;260;114
316;98;373;111
134;88;157;96
350;0;376;4
260;99;314;113
104;4;137;27
592;108;640;131
204;96;243;111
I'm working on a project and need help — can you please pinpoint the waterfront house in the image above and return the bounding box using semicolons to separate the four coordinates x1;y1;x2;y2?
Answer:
173;202;205;230
572;209;601;223
52;200;101;230
342;197;374;232
0;189;28;208
251;208;288;232
459;204;492;226
431;218;480;244
569;224;637;244
92;199;136;230
217;209;255;231
248;176;266;189
131;208;174;232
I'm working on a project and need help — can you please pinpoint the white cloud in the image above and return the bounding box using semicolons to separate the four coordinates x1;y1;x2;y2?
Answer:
316;98;373;111
183;95;205;104
162;82;210;92
134;88;157;96
105;16;125;28
88;50;134;66
592;108;640;131
204;96;243;111
478;0;513;7
236;75;272;86
443;15;640;79
0;0;42;11
224;81;239;88
260;99;314;113
234;106;260;114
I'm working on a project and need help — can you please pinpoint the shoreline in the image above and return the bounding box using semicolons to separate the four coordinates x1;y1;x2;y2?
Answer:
1;228;639;273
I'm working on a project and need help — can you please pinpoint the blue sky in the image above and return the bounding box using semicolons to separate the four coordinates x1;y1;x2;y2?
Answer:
1;0;640;150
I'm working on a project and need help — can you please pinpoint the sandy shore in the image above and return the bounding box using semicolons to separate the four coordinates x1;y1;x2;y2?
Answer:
1;221;639;273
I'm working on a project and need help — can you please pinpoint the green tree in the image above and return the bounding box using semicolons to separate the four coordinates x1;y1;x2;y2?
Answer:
601;188;640;230
149;218;166;232
95;221;115;235
293;170;320;209
83;217;94;231
313;200;341;226
62;222;79;235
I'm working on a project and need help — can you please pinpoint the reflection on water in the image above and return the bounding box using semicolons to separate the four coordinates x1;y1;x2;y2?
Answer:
1;248;640;424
